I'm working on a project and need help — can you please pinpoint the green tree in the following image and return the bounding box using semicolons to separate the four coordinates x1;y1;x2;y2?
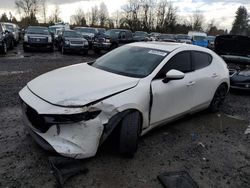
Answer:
231;6;249;35
0;13;9;22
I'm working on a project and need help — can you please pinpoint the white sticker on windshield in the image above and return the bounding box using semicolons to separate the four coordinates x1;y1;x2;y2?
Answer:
148;50;167;56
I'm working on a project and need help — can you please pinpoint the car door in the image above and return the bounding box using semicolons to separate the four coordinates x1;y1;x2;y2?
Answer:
150;51;195;125
189;51;218;110
118;31;126;44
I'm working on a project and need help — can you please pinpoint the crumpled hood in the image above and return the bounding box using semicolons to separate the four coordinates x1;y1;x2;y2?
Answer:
27;63;140;107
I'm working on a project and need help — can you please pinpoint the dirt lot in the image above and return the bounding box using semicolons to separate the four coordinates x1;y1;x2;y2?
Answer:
0;45;249;188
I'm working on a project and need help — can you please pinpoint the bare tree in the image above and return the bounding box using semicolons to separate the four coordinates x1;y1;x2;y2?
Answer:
121;0;140;30
70;8;86;26
156;0;168;30
91;5;99;26
99;2;109;27
15;0;40;17
49;5;62;24
191;10;205;31
41;0;47;23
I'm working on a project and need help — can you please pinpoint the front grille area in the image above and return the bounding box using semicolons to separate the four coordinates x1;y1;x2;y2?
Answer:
28;37;48;43
70;41;84;45
22;101;52;133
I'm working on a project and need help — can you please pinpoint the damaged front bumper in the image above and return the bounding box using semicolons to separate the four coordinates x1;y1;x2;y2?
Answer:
19;86;106;159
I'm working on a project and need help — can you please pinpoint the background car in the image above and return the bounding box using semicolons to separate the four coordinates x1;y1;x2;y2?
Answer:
157;34;176;42
0;22;14;54
207;36;216;50
19;42;229;159
93;29;134;53
175;34;192;44
23;26;54;52
57;29;89;55
215;35;250;90
188;31;208;47
2;22;20;45
74;27;98;48
133;31;150;42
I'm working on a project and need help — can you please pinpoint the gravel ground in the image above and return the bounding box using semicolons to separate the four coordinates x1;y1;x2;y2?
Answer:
0;45;249;188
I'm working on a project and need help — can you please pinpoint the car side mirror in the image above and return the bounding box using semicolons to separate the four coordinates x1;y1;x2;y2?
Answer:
163;69;185;83
5;30;9;34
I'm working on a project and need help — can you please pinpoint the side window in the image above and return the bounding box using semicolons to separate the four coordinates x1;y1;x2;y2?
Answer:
156;51;191;79
126;31;132;39
120;31;126;39
192;51;212;70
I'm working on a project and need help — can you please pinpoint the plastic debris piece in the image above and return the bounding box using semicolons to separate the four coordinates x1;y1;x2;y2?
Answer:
49;156;89;187
244;125;250;135
158;171;199;188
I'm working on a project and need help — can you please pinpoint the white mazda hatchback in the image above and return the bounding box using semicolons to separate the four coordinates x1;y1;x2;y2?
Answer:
19;42;229;159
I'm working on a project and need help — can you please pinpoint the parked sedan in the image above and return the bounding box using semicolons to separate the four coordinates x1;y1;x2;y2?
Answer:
0;22;14;54
19;42;229;159
57;30;89;55
23;26;54;52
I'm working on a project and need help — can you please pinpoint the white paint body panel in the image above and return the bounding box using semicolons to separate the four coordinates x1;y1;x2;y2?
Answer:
19;42;229;159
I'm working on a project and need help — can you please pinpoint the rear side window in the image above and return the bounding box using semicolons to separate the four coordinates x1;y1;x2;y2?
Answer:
192;51;212;70
163;51;192;73
156;51;191;79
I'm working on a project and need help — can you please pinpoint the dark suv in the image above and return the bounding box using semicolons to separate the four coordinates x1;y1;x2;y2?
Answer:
0;23;14;54
92;29;134;53
57;30;89;55
23;26;54;52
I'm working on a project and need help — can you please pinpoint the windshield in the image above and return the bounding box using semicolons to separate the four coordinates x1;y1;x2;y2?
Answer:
207;36;215;42
159;35;175;39
105;30;120;37
27;28;49;35
76;28;96;34
5;24;14;32
64;31;82;38
193;35;207;41
134;32;147;37
92;45;168;78
176;35;190;40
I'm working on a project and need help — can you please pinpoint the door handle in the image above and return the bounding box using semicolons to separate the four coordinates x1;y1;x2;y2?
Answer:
211;73;218;78
187;81;196;87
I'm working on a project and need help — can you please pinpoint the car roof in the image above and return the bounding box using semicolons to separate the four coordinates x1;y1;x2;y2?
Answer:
27;26;48;29
128;42;205;52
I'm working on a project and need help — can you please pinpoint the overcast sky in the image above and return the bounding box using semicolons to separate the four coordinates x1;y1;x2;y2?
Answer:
0;0;249;30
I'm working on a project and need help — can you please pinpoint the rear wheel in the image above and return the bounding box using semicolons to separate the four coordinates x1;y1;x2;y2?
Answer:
209;84;227;112
119;111;141;158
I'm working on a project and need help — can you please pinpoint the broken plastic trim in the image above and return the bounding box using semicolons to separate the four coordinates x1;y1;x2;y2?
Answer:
43;110;101;124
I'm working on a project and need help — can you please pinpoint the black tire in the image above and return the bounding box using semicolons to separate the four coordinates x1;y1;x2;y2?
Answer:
23;45;29;52
50;45;54;52
10;39;14;49
119;111;141;157
61;46;65;54
209;84;227;112
110;43;118;51
94;49;101;54
0;42;7;54
82;50;88;55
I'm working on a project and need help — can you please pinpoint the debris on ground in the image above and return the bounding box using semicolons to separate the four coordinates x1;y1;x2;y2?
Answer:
244;125;250;135
158;171;199;188
48;156;89;187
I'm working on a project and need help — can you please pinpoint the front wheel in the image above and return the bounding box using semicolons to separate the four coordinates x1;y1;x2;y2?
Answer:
209;84;227;112
0;42;7;54
119;111;141;158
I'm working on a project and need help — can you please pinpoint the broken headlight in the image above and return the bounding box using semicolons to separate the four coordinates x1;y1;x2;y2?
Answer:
44;110;101;124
